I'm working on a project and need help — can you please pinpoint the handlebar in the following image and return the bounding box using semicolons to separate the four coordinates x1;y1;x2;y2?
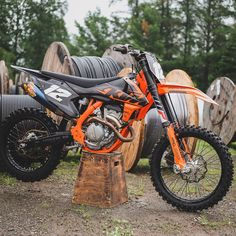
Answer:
113;44;142;60
113;44;131;54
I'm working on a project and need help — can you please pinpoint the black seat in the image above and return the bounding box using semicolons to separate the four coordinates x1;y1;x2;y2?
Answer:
41;70;122;88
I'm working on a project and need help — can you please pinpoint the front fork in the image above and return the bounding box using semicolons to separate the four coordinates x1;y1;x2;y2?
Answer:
140;60;189;170
166;124;187;169
158;107;190;170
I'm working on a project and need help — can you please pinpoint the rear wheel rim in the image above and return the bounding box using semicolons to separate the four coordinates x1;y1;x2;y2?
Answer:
6;119;53;172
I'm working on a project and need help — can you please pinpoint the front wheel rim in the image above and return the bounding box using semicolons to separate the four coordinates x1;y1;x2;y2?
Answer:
160;137;222;202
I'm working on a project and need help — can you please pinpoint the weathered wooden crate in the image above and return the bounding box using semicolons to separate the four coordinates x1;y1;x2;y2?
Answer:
72;151;128;208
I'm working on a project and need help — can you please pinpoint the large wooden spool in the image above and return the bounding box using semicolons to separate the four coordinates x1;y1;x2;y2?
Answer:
203;77;236;144
41;42;75;124
102;44;137;68
165;69;199;126
103;45;145;171
141;69;199;159
118;120;146;171
0;60;9;94
41;41;75;75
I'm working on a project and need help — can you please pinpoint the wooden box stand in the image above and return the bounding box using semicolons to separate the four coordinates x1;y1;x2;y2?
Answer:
72;151;128;208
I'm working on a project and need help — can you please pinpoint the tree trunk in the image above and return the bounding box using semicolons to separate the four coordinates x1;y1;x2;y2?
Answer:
203;0;212;86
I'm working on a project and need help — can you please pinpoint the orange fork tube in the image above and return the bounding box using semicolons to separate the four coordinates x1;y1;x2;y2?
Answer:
174;123;191;157
166;124;186;169
71;100;103;145
182;138;191;156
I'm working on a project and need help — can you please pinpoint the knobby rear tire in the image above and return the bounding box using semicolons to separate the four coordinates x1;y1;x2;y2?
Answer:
0;108;62;182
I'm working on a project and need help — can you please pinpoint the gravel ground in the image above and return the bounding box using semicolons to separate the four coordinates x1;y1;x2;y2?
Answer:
0;155;235;236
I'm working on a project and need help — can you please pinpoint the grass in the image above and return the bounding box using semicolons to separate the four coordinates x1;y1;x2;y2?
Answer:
197;214;234;230
0;172;17;186
229;142;236;156
70;204;92;220
130;158;149;174
127;177;145;197
52;154;79;181
106;219;133;236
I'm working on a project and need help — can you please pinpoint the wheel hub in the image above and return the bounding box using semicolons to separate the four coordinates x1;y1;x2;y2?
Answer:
180;156;207;183
17;131;46;159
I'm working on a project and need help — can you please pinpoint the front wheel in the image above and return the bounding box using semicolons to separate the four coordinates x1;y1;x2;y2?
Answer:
150;126;233;212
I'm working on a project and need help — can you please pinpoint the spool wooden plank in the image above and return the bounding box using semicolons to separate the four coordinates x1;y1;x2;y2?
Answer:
72;151;128;208
142;69;199;158
165;70;199;152
14;72;30;95
103;47;145;172
8;79;16;94
203;77;236;144
41;42;75;124
41;41;75;75
102;44;137;68
108;67;145;172
118;119;145;172
0;60;9;94
165;69;199;126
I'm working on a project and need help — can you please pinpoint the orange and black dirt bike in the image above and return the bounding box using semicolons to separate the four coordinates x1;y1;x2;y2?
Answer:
0;44;233;211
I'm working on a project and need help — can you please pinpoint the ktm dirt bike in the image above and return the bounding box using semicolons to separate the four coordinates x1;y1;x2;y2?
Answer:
0;44;233;211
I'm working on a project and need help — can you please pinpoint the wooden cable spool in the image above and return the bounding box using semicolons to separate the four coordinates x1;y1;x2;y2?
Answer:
116;68;146;171
165;69;199;126
102;44;137;68
41;41;75;124
142;69;199;158
41;41;75;75
203;77;236;145
166;70;199;152
118;120;146;172
8;79;16;95
14;72;31;95
0;60;9;94
102;45;145;171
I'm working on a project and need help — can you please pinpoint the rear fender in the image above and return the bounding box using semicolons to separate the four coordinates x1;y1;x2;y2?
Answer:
11;65;45;79
22;78;79;118
158;83;218;105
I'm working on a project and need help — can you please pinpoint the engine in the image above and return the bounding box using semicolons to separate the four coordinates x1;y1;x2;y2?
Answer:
84;106;123;150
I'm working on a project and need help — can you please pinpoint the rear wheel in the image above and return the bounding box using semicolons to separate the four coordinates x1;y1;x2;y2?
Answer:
0;108;62;182
150;126;233;212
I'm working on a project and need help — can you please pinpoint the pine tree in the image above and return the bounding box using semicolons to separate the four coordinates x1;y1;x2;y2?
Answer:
0;0;68;69
195;0;233;89
73;9;112;56
23;0;69;68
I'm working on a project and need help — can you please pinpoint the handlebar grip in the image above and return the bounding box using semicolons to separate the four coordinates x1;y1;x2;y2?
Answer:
113;46;128;54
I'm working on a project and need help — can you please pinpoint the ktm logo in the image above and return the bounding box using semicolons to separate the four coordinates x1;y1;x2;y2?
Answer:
44;85;72;102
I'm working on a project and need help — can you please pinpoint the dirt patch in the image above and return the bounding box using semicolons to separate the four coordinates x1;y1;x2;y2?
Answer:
0;156;236;236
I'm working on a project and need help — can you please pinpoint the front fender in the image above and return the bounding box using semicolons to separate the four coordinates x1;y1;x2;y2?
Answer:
158;83;218;105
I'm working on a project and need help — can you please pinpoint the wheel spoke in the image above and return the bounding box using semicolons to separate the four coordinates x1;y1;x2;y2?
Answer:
6;119;51;172
160;135;222;201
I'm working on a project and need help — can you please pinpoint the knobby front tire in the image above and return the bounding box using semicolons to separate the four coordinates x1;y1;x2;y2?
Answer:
150;126;233;212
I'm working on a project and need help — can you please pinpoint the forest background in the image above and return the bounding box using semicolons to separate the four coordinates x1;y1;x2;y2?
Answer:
0;0;235;90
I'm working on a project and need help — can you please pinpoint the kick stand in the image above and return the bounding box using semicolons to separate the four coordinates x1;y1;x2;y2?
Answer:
72;151;128;208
